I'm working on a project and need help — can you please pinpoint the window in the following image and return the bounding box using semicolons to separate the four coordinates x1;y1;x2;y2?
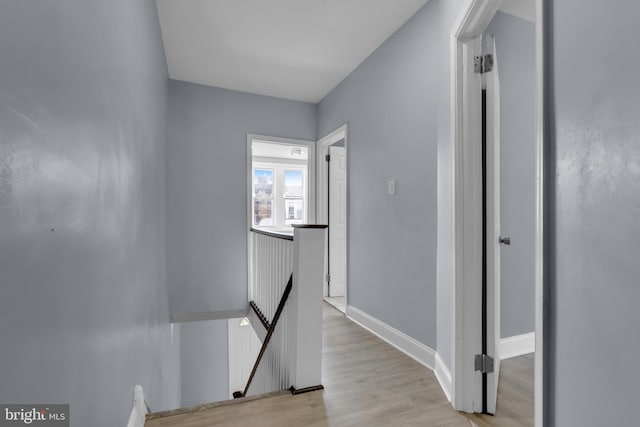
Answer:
284;170;304;226
253;168;274;226
252;164;306;229
249;137;313;230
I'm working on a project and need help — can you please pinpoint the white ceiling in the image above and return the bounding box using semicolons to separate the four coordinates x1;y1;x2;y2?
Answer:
156;0;430;103
156;0;534;104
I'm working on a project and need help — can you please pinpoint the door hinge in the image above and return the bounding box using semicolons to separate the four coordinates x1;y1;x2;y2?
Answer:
474;54;493;74
325;274;331;283
325;154;331;162
474;354;494;373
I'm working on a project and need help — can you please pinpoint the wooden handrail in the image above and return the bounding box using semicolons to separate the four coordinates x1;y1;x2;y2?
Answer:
250;227;294;241
249;225;327;241
233;274;293;399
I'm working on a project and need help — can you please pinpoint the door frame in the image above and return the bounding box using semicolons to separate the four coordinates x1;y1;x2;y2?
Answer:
316;124;348;310
534;1;545;425
449;1;544;426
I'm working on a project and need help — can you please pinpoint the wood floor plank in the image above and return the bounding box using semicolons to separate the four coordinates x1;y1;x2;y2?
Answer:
147;304;533;426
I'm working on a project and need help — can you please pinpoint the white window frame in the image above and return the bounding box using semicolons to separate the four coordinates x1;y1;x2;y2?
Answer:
247;134;315;229
252;161;308;229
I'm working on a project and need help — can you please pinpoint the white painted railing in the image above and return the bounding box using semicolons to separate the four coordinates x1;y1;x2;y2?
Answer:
250;230;294;322
244;225;326;396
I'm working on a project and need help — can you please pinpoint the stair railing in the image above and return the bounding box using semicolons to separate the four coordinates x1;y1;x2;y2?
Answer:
238;225;327;397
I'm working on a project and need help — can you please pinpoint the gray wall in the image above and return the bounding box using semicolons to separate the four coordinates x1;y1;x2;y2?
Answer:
179;320;229;406
318;0;462;349
0;1;179;426
485;12;536;338
549;0;640;425
167;81;317;313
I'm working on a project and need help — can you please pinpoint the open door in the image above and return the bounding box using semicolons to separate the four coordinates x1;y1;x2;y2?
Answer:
452;0;536;417
464;33;502;414
317;125;348;312
328;145;346;298
483;34;501;414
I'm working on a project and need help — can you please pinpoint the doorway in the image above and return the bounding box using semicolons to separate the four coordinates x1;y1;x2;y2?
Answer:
317;125;348;314
451;0;541;424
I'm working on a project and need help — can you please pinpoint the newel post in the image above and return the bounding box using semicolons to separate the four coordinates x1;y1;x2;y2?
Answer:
288;224;327;393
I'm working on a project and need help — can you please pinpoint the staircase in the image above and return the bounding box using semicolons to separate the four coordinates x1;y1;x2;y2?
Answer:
145;225;327;425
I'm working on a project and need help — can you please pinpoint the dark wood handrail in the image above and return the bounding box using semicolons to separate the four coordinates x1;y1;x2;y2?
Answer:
250;227;294;241
250;225;328;242
233;274;293;398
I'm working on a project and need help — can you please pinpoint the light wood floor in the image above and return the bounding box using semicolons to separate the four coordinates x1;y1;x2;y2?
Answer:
324;296;346;313
147;303;533;426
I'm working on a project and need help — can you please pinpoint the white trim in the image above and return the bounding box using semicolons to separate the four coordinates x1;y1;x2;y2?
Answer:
435;352;453;402
170;309;248;323
316;125;348;308
252;160;309;229
450;0;503;414
347;305;435;370
252;156;308;166
500;332;535;360
534;1;544;426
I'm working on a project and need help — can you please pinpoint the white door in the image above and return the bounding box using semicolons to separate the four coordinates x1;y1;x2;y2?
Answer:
484;34;501;415
328;146;346;297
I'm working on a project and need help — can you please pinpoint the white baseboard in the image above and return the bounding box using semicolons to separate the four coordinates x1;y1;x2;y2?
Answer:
500;332;535;360
434;352;453;402
346;305;435;370
170;308;248;323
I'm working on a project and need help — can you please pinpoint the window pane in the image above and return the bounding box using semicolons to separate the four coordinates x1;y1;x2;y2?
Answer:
254;169;273;197
284;170;303;197
254;199;273;226
284;199;304;225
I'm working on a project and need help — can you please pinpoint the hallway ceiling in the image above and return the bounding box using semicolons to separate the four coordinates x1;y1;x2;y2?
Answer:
156;0;430;103
156;0;535;104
